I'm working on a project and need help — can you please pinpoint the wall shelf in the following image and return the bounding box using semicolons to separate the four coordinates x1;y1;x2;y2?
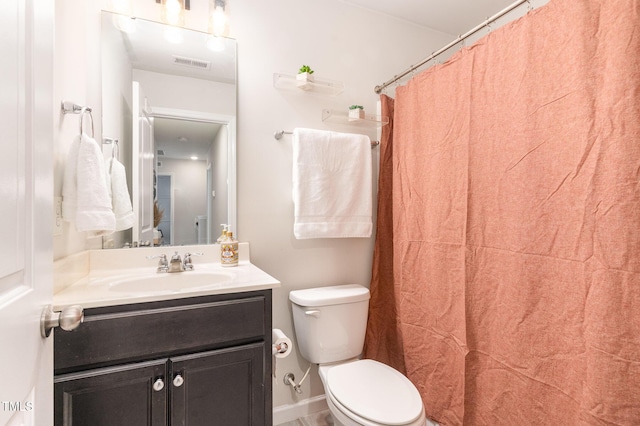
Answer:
321;109;389;128
273;73;344;96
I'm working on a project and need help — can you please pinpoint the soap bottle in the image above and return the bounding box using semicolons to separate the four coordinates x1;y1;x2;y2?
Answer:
216;224;228;244
220;228;238;267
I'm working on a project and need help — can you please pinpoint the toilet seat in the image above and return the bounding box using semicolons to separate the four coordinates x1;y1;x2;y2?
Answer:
325;359;424;425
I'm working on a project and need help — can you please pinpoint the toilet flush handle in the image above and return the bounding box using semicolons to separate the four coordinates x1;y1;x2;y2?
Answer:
305;310;321;318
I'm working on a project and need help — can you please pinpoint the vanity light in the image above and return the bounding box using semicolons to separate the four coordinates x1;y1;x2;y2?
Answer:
161;0;185;27
209;0;230;37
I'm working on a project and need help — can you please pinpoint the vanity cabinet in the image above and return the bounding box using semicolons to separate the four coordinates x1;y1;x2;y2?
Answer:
54;290;272;426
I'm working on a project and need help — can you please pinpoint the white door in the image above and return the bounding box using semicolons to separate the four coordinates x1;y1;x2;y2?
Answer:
0;1;54;425
132;81;155;244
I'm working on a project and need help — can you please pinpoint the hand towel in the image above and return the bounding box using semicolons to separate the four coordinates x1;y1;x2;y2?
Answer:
75;133;116;235
62;135;81;223
106;157;134;231
292;128;372;239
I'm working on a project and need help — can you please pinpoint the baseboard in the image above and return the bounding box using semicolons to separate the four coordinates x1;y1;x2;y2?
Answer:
273;395;329;425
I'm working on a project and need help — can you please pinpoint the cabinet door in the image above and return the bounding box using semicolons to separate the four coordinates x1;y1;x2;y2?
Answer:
54;359;167;426
170;343;265;426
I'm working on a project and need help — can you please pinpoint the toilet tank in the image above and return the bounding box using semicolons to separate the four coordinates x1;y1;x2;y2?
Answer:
289;284;370;364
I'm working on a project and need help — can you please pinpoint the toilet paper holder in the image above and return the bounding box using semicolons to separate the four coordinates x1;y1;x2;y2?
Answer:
272;341;289;355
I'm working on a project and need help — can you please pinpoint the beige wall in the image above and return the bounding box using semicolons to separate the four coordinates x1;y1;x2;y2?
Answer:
53;0;452;409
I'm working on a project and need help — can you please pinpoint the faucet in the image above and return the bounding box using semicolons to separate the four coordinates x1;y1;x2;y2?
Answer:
148;251;203;273
146;254;169;273
168;251;185;273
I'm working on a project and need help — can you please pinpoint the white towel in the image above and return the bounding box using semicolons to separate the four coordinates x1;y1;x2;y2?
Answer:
292;128;372;239
106;157;134;231
62;135;81;223
74;133;116;235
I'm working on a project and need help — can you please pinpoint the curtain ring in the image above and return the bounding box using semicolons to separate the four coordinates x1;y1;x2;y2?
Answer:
526;0;533;11
485;17;492;32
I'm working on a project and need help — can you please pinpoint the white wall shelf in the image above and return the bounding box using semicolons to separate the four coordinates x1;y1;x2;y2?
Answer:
273;73;345;96
321;109;389;128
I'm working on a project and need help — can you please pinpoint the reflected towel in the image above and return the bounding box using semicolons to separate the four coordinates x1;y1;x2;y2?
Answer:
75;133;116;235
292;128;372;239
106;157;134;231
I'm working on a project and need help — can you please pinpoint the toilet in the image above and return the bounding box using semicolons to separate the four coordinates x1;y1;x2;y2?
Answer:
289;284;427;426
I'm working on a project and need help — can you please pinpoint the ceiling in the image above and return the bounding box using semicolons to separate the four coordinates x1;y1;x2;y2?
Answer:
154;117;222;161
340;0;523;35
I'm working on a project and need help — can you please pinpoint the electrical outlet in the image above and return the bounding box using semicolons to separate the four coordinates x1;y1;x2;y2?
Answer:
53;197;63;236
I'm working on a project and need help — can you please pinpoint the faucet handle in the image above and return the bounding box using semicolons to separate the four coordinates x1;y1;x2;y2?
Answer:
183;252;204;271
147;253;169;272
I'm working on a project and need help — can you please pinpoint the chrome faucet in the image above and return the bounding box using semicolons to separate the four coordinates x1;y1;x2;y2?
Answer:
169;251;185;273
148;251;203;273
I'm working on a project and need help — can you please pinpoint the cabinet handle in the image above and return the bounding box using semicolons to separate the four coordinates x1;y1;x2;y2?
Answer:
153;378;165;392
173;374;184;387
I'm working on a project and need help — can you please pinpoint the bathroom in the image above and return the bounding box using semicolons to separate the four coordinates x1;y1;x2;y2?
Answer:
2;0;639;425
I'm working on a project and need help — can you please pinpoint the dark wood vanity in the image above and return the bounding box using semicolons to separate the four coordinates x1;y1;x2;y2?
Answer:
54;290;272;426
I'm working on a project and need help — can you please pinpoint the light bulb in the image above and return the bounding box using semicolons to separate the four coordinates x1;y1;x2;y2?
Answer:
209;0;229;36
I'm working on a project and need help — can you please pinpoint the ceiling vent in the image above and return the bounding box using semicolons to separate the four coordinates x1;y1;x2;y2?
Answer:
157;149;165;156
172;55;211;70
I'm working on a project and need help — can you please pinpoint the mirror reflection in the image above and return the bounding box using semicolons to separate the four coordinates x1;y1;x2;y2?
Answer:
101;11;237;249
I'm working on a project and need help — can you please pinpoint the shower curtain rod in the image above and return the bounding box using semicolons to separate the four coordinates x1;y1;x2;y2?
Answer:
374;0;530;94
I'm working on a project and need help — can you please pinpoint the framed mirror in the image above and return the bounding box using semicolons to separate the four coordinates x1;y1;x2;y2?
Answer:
101;11;236;249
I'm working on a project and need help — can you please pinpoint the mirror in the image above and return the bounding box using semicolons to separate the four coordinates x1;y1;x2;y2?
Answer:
101;11;236;248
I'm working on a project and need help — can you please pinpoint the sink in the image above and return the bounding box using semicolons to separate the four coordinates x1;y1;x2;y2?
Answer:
108;271;233;293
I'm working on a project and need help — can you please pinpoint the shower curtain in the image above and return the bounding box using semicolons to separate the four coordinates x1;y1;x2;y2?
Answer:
364;0;640;424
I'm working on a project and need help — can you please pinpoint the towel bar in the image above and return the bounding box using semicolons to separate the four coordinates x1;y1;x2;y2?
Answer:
274;130;379;147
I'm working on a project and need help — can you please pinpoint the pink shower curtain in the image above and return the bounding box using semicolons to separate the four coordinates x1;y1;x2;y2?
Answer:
364;0;640;424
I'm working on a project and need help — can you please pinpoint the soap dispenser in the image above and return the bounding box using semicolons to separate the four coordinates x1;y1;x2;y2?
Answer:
220;228;238;267
217;224;228;244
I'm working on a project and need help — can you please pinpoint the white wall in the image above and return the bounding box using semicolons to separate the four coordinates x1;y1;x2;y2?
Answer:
230;0;451;408
52;0;452;409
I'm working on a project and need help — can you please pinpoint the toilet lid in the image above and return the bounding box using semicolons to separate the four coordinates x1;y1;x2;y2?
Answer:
326;360;423;425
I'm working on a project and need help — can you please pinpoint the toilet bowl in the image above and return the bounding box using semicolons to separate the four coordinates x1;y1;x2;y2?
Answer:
319;360;426;426
289;285;427;426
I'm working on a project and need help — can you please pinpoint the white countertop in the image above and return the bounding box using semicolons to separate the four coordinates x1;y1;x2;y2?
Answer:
53;251;280;310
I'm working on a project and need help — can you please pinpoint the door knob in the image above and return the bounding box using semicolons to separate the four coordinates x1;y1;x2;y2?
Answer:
40;304;84;338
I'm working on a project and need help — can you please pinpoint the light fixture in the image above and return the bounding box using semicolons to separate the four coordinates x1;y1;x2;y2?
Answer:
190;155;199;161
161;0;185;27
109;0;136;33
209;0;230;37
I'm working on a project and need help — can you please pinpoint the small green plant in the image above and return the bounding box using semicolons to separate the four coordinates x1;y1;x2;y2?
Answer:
349;105;364;110
298;65;314;75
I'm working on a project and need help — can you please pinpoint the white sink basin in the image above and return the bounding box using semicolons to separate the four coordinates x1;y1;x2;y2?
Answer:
108;271;233;293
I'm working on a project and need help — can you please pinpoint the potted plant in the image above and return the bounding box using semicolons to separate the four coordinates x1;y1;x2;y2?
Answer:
296;64;315;90
348;105;365;121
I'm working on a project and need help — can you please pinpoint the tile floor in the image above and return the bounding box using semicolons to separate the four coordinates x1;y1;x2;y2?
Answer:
277;409;335;426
